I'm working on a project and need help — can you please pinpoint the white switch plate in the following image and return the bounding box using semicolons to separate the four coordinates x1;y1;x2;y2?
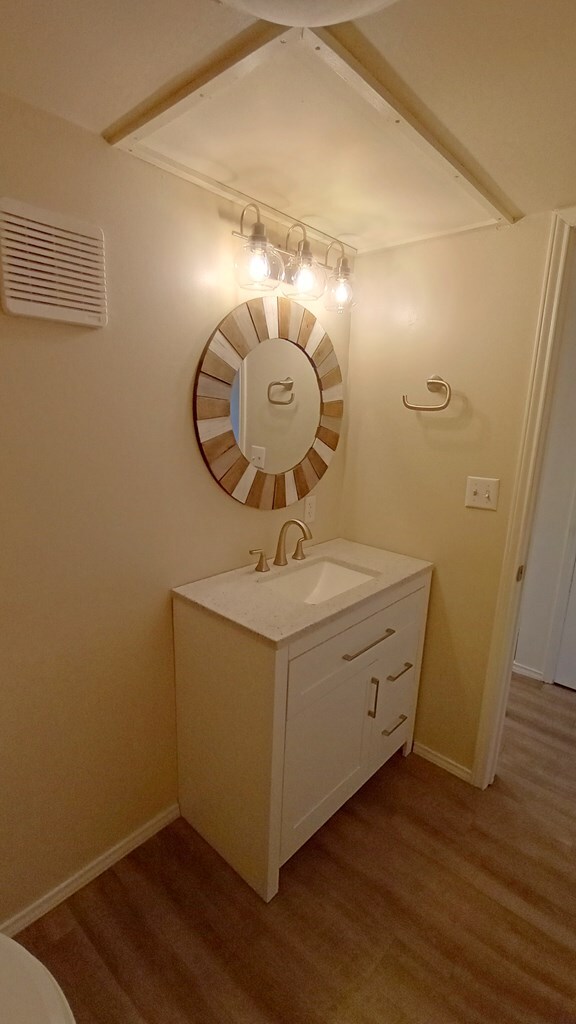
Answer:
251;445;266;469
465;476;500;510
304;495;316;523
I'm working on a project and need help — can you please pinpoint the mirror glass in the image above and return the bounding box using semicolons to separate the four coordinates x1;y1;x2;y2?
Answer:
194;296;343;509
231;338;321;475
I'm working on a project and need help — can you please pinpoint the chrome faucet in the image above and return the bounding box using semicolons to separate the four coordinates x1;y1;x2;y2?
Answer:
273;518;312;566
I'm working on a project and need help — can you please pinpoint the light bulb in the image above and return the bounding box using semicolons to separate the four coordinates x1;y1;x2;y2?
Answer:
335;279;352;305
324;256;354;313
248;248;271;283
235;239;284;291
282;240;326;300
294;264;316;293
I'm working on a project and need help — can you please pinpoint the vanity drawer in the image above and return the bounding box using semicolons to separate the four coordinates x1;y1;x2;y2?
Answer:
370;708;412;768
287;588;425;719
367;651;418;770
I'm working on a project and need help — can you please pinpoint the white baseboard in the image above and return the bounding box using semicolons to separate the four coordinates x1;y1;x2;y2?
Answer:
512;660;543;681
1;803;180;937
412;742;473;783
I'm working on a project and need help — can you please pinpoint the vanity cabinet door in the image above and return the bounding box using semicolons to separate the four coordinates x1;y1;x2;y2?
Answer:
280;665;372;864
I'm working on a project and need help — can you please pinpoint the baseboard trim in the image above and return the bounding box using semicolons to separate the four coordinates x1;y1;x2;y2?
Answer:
1;803;180;937
412;743;473;783
512;660;543;681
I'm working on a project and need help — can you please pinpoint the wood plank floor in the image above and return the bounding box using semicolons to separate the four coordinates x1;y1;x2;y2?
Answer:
17;676;576;1024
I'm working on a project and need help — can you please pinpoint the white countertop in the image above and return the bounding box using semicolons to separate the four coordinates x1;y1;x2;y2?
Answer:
173;538;432;646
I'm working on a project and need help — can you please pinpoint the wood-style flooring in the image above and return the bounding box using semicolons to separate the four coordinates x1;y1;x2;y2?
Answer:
17;675;576;1024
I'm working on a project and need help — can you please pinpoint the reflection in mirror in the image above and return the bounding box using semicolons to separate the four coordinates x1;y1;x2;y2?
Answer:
194;297;343;510
232;338;321;475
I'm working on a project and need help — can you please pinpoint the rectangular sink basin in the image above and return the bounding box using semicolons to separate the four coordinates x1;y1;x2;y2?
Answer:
263;558;376;605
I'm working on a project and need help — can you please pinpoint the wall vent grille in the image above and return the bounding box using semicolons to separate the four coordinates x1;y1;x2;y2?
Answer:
0;198;107;327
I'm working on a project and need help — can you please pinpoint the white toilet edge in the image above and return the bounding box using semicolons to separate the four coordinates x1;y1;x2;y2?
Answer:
0;932;76;1023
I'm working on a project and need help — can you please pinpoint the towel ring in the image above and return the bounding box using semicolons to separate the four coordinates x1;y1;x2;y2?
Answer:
402;375;451;412
267;377;295;405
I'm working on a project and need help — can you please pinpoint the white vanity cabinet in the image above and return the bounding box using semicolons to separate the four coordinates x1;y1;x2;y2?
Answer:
173;540;431;902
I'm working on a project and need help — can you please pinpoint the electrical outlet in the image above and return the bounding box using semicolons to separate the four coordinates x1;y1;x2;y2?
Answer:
304;495;316;523
465;476;500;510
250;445;266;469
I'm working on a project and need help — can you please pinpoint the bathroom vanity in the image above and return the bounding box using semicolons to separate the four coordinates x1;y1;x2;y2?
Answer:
173;539;432;900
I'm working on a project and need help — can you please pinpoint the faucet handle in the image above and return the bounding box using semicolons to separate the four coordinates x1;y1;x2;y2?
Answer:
292;537;310;561
249;548;270;573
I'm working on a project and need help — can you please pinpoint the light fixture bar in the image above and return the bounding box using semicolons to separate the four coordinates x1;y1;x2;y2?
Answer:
232;225;355;270
233;208;355;310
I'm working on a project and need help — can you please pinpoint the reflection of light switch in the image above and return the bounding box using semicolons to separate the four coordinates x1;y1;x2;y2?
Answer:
251;445;266;469
465;476;500;510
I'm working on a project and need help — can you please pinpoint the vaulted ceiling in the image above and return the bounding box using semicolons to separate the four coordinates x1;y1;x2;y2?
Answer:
2;0;576;244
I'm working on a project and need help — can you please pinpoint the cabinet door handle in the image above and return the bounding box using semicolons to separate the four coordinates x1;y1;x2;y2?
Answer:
387;661;413;682
342;628;395;661
368;677;380;718
381;713;408;737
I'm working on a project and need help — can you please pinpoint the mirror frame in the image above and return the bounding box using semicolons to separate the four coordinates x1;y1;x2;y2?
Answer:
193;296;343;509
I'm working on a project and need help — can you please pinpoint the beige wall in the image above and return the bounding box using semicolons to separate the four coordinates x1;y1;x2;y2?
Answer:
0;92;349;926
0;86;556;928
342;216;551;771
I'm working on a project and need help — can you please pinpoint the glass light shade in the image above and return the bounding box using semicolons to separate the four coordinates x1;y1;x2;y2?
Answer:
324;257;354;313
282;242;326;300
220;0;398;27
235;240;284;291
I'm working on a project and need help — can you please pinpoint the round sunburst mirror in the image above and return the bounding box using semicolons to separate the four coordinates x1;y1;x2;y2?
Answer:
193;297;343;509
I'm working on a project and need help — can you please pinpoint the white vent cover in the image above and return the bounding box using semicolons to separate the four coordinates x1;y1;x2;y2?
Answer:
0;198;107;327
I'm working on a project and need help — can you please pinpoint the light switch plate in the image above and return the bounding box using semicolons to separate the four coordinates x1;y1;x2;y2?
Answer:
304;495;316;523
465;476;500;510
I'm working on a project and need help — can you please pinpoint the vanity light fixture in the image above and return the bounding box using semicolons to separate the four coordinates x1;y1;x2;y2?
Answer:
233;203;285;291
324;240;354;314
232;207;354;310
282;223;326;301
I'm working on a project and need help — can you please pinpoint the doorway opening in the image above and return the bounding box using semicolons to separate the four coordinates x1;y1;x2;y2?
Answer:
514;230;576;694
472;212;575;788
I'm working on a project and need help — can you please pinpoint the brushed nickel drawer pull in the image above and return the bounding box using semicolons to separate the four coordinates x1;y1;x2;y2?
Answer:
382;713;408;737
387;661;413;682
342;628;395;661
368;677;380;719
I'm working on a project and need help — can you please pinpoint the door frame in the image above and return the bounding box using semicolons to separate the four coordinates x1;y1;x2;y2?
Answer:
471;211;573;789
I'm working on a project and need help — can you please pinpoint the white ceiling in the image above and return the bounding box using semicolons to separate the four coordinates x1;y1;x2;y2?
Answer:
2;0;576;249
113;25;509;252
